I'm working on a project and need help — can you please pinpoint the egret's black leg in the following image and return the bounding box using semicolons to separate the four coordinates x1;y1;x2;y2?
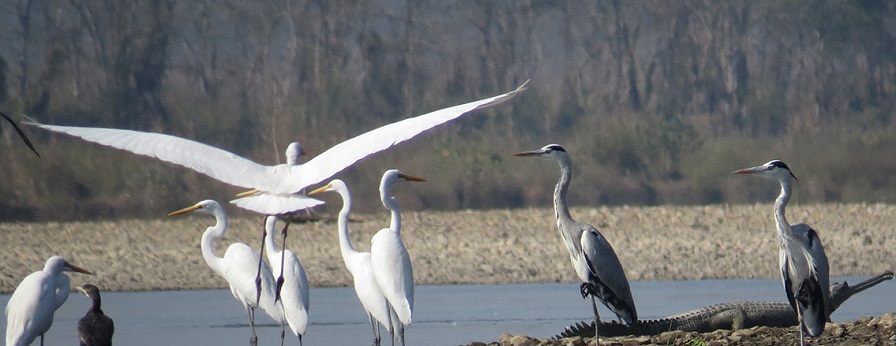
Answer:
255;216;267;306
275;221;289;302
279;321;285;346
248;306;258;346
370;314;382;346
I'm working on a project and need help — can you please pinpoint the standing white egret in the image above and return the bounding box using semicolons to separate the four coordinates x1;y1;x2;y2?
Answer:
514;144;637;345
26;81;528;216
1;111;40;157
735;160;830;345
308;179;393;346
250;142;306;308
168;200;284;346
75;284;114;346
369;169;424;346
263;216;310;345
5;256;92;346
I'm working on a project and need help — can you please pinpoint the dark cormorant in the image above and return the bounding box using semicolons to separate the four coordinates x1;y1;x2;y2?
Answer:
76;284;114;346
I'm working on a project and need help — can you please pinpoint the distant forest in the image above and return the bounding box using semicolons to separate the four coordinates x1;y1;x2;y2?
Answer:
1;0;894;221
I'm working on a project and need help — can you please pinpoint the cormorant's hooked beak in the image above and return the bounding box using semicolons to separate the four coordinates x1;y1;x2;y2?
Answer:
308;184;333;196
168;204;201;217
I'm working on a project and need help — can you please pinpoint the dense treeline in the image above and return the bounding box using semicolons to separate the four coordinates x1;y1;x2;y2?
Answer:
0;0;894;221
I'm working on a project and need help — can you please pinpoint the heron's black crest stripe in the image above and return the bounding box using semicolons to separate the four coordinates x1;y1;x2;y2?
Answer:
546;144;566;152
768;160;789;169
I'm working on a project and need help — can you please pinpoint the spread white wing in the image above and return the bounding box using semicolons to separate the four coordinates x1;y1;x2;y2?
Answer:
25;125;278;190
280;80;529;192
28;80;528;213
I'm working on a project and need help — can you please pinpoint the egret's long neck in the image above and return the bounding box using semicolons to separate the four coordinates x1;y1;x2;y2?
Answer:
336;187;358;259
381;182;402;235
263;217;280;259
200;209;228;274
774;178;795;241
54;273;71;309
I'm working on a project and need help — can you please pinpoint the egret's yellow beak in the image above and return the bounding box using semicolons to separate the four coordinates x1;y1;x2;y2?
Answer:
308;184;332;196
235;189;260;198
168;204;201;217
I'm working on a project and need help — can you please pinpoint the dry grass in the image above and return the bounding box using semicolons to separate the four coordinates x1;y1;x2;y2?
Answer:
1;203;894;293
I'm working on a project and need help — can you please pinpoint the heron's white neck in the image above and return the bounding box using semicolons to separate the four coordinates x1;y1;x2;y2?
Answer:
553;157;574;223
774;178;796;241
381;181;402;235
552;156;583;257
200;208;229;274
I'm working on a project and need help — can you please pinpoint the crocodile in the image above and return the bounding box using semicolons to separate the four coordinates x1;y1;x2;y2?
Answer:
556;271;893;339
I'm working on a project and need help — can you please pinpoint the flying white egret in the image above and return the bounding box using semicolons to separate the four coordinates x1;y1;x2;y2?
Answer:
5;256;92;346
735;160;830;345
369;169;424;346
26;80;528;216
309;179;394;346
263;216;310;345
75;284;114;346
1;111;40;157
168;200;284;346
514;144;637;346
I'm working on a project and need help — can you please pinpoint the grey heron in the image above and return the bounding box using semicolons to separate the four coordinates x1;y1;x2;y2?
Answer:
735;160;830;345
5;256;92;346
309;179;394;346
370;169;425;346
514;144;637;345
75;284;114;346
168;200;284;346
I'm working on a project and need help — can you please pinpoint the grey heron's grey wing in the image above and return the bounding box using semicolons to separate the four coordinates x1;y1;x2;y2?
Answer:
793;224;831;296
1;112;40;157
780;248;799;313
581;226;637;323
795;223;832;319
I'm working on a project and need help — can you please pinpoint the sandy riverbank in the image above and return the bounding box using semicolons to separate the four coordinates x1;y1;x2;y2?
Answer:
1;203;893;293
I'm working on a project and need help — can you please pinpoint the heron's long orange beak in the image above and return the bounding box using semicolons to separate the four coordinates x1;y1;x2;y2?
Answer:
733;166;765;175
513;150;544;157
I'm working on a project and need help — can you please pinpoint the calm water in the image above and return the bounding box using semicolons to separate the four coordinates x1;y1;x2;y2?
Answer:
1;277;893;345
